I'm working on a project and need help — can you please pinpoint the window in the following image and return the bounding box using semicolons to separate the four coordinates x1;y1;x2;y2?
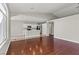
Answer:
0;11;3;23
0;3;7;45
0;11;4;44
0;4;6;15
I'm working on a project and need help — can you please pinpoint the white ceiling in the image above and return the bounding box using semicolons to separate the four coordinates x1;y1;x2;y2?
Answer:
8;3;69;14
7;3;79;23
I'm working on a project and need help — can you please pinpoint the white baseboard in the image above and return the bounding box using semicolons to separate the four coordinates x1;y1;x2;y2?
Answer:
55;37;79;44
11;35;40;41
11;34;50;41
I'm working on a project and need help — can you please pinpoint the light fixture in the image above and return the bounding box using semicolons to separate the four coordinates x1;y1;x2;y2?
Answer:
30;8;34;10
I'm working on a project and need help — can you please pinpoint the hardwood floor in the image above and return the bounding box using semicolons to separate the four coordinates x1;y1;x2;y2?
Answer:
7;35;79;55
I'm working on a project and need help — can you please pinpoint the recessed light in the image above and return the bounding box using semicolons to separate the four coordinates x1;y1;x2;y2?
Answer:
30;8;34;10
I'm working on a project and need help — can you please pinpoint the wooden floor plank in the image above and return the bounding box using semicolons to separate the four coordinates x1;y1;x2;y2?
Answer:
7;36;79;55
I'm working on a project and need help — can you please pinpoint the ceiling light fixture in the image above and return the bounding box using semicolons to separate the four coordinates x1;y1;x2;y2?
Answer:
30;8;34;10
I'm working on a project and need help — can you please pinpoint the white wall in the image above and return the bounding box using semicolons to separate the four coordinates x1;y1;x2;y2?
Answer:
48;22;54;35
42;23;48;36
11;20;40;41
11;21;24;40
54;14;79;43
42;22;54;36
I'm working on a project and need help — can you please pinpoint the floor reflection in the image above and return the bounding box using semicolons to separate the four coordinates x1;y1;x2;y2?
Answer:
7;35;54;55
7;36;79;55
